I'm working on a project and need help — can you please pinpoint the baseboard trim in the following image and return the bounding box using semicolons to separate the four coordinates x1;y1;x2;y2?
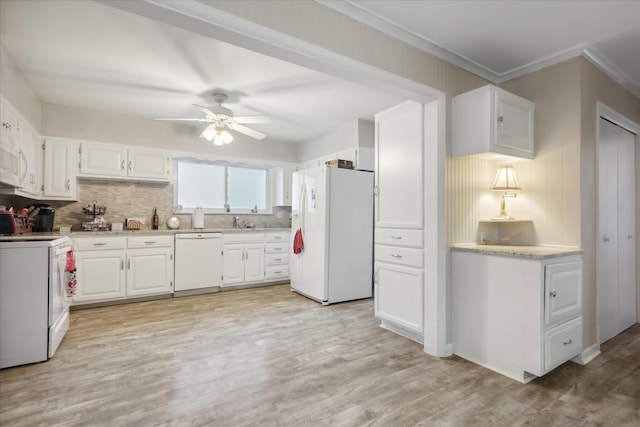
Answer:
572;343;601;365
379;320;424;345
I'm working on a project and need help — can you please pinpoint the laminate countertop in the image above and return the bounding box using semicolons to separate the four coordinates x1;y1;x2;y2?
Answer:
0;228;292;241
451;244;583;260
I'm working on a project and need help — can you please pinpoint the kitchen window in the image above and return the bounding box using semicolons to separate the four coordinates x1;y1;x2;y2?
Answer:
176;160;270;214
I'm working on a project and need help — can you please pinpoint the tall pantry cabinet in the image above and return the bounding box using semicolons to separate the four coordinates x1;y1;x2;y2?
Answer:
374;101;425;343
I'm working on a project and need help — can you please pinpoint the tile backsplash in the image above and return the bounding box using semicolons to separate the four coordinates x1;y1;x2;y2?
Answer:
0;179;291;231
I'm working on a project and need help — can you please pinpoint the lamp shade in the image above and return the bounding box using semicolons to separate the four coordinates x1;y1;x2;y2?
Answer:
491;165;521;191
201;125;234;145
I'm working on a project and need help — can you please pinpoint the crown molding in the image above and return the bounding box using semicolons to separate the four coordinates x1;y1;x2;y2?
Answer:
317;0;498;82
584;47;640;100
321;0;640;99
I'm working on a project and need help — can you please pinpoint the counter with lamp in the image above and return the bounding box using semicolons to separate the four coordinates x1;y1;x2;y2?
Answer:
450;164;584;383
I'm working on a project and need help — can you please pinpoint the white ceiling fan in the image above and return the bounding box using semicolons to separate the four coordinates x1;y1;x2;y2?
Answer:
156;93;271;145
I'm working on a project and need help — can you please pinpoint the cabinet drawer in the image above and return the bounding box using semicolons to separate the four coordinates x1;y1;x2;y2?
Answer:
265;242;288;254
375;245;423;268
127;235;173;249
73;236;126;251
376;229;423;248
265;253;289;266
545;317;582;372
265;232;290;243
265;265;289;279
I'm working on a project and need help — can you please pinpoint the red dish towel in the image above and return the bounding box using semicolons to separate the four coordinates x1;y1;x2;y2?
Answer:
293;228;304;254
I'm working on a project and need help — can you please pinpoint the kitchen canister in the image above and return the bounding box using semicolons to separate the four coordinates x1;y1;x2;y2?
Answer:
192;207;204;229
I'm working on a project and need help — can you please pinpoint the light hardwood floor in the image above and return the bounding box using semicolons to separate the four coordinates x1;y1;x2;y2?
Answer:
1;284;639;426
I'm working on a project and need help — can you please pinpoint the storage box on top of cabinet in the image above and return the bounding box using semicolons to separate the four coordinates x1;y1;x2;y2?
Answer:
452;84;534;159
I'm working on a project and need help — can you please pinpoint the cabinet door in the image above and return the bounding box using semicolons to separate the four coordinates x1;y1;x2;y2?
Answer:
126;247;173;297
43;139;76;199
374;262;423;333
244;243;265;282
223;244;245;285
0;97;20;147
80;142;127;178
21;126;42;197
494;88;534;155
375;101;423;229
74;250;126;303
545;261;582;325
127;148;169;180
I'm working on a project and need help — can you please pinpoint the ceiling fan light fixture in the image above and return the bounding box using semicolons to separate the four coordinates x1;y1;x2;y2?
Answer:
214;129;233;146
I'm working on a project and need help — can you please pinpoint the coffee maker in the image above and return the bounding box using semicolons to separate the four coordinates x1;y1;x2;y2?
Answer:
33;204;55;232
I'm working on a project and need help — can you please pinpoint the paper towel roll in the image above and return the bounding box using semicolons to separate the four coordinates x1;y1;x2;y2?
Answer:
192;207;204;229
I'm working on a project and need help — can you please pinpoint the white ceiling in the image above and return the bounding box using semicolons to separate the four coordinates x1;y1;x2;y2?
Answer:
1;1;639;146
326;0;640;95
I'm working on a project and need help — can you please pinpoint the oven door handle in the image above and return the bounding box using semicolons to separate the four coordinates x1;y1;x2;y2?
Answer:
55;245;72;256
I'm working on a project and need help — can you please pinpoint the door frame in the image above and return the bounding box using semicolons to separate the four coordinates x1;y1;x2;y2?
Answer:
596;102;640;344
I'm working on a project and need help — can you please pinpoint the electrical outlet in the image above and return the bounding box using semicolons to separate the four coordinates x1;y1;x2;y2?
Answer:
276;212;283;219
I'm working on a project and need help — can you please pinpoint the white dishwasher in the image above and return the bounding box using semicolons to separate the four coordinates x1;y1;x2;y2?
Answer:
174;233;223;292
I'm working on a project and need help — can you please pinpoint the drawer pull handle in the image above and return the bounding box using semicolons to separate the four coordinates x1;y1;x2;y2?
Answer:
274;247;283;251
274;236;282;240
391;254;403;259
144;241;156;244
390;236;402;240
93;242;107;246
563;339;573;346
274;258;282;261
273;271;282;274
550;291;557;298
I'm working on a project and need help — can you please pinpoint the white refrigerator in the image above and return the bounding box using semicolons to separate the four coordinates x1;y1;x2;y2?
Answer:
290;165;374;304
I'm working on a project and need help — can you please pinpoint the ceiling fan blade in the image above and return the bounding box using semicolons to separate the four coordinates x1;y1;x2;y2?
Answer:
233;115;272;124
154;118;211;122
193;103;220;120
228;123;267;140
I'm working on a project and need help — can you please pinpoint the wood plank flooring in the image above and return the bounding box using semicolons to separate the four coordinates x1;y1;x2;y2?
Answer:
1;284;639;426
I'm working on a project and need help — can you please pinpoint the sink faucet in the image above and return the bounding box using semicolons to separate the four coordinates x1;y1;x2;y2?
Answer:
233;216;240;229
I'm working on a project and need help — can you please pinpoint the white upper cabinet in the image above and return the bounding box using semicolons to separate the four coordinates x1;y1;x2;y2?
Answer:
452;84;534;159
79;142;170;182
375;101;424;229
271;165;296;206
43;138;77;200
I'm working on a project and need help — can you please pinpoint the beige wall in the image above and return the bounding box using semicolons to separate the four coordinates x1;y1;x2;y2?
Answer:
447;57;640;352
211;0;488;96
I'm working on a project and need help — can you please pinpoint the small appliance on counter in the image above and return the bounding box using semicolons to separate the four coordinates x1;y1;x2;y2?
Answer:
33;204;55;232
0;208;30;235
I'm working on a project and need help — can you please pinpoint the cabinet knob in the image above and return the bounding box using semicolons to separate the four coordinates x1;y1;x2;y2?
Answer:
602;235;610;243
628;235;633;240
550;291;557;298
497;116;504;122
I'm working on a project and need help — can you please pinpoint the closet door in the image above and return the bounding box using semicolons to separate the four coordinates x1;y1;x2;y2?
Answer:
597;117;637;344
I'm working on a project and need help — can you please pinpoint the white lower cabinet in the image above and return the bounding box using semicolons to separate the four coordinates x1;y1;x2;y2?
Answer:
452;250;583;383
222;231;290;286
374;263;423;333
222;242;265;285
73;235;173;305
75;249;126;303
126;246;173;297
74;237;127;303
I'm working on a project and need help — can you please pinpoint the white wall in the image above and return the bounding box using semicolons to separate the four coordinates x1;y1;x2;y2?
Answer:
0;46;41;130
41;103;299;163
297;118;373;163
